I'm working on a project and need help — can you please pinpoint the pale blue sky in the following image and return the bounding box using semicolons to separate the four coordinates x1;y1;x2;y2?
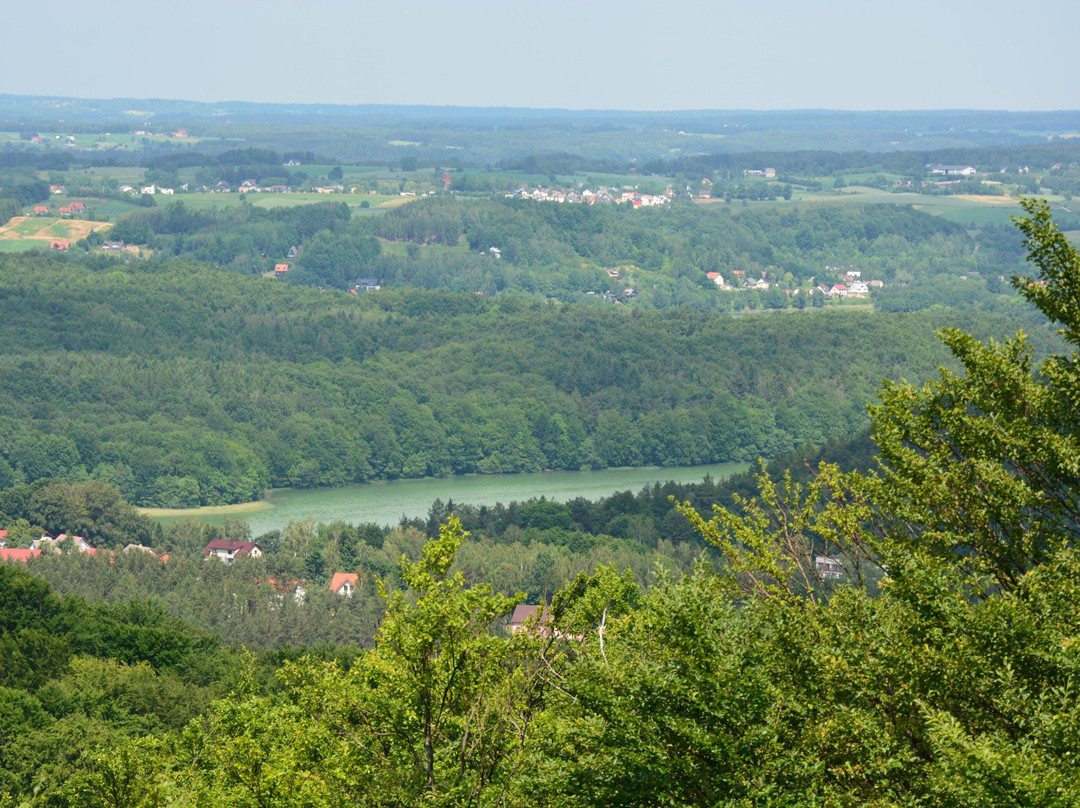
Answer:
4;0;1078;110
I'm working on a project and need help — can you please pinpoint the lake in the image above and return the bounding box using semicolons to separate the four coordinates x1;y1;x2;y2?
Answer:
157;462;749;535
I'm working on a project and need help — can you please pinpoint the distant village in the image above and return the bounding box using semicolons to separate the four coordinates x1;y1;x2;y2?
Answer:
507;185;673;208
710;267;884;299
0;531;575;623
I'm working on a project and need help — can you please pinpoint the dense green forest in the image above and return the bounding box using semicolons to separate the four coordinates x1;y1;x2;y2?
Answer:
0;563;246;802
0;187;1059;509
0;244;1059;506
1;199;1078;806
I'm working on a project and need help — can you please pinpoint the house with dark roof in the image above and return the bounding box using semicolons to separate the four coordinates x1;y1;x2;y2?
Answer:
201;540;262;563
815;554;844;580
507;604;552;636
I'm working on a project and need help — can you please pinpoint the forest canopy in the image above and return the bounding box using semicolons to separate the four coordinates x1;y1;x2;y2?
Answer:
2;244;1055;507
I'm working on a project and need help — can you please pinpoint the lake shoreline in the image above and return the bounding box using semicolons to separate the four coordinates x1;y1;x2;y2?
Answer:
139;500;273;518
143;462;751;534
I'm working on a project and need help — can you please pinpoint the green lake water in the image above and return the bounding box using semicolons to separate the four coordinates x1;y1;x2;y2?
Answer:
213;462;749;535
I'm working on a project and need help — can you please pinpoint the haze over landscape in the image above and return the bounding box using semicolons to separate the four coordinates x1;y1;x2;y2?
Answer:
5;0;1079;110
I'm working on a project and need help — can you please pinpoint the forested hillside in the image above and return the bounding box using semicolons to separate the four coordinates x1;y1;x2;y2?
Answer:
0;564;245;802
0;248;1057;507
104;196;1033;311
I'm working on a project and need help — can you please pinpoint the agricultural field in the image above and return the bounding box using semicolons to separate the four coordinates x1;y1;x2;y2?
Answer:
776;185;1029;227
84;199;143;219
2;130;226;150
0;215;111;250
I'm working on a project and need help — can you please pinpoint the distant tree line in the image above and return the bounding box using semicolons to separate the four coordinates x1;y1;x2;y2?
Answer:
644;140;1080;180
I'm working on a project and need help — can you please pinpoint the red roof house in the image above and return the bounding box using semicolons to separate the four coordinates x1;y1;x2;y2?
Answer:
257;577;306;602
0;548;42;563
329;572;359;596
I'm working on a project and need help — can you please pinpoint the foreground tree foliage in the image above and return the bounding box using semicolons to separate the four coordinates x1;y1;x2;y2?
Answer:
164;518;545;807
862;200;1080;591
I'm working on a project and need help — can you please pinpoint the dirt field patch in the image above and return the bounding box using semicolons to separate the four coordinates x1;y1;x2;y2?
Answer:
950;195;1018;205
0;216;112;242
375;197;417;208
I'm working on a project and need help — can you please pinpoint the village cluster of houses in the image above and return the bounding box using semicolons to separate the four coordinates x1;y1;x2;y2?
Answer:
701;266;882;298
0;529;168;563
926;164;977;176
1;529;847;631
508;185;672;208
35;193;87;217
0;531;608;630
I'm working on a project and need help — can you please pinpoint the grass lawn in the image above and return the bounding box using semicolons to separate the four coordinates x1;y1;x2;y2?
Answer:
156;194;246;211
250;193;407;210
840;172;906;184
0;240;42;253
90;200;141;219
142;499;272;529
910;195;1021;227
9;218;50;236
